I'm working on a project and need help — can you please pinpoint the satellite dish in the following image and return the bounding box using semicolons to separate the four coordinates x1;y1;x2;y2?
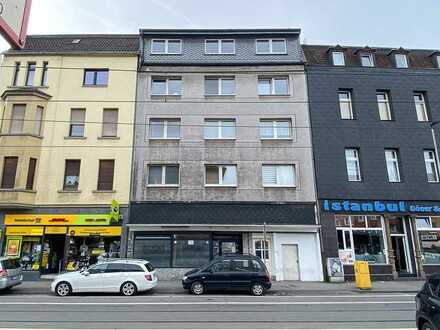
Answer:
0;0;32;49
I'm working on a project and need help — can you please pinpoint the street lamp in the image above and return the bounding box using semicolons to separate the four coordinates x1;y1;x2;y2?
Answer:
431;121;440;178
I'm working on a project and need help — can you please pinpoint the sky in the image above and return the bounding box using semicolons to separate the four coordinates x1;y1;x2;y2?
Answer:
2;0;440;50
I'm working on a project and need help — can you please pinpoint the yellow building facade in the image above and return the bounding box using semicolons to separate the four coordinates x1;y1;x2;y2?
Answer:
0;35;139;275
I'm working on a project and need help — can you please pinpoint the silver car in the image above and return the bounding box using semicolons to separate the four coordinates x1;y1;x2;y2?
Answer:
0;258;23;290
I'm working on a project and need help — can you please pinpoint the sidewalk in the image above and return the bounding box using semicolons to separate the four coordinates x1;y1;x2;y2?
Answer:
10;279;425;295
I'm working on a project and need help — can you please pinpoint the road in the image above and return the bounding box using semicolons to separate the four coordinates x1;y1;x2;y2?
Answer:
0;291;417;329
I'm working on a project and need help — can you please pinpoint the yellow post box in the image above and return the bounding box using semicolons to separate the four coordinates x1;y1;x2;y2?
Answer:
354;261;372;290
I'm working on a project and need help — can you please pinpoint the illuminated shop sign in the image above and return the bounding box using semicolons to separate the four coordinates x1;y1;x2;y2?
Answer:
323;200;440;214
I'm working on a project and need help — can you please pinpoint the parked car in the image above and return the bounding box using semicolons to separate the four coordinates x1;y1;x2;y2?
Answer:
416;274;440;330
51;258;157;297
182;254;271;296
0;258;23;291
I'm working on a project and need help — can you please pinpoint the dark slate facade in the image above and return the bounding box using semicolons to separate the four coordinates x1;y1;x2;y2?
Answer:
304;44;440;280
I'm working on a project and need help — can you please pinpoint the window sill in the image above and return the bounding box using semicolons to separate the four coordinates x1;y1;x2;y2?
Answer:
149;138;181;141
64;136;87;140
58;190;82;194
205;185;237;188
0;133;43;139
260;138;293;141
263;185;296;188
7;85;49;89
82;84;108;88
146;185;179;188
92;190;116;193
151;94;182;98
0;188;36;193
204;94;236;98
205;138;236;141
98;136;120;140
255;52;287;55
150;52;182;56
259;94;291;98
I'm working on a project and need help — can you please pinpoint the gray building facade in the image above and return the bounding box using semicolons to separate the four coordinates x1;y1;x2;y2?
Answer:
128;29;323;281
304;45;440;280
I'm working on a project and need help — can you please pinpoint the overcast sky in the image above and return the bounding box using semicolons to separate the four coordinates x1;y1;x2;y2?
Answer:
2;0;439;50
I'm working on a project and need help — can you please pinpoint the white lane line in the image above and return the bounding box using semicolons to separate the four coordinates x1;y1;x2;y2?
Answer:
0;301;415;305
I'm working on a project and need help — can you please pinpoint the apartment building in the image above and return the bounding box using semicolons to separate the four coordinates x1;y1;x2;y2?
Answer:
304;45;440;280
128;29;323;281
0;35;138;276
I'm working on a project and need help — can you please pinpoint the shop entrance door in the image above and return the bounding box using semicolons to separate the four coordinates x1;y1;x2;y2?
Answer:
281;244;300;281
213;234;242;257
391;236;410;275
42;235;65;274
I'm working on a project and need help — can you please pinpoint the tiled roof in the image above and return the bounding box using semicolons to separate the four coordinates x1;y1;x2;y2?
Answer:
5;34;139;55
303;44;440;69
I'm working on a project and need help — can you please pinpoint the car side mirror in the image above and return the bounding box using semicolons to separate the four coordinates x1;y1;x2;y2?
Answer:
82;271;90;276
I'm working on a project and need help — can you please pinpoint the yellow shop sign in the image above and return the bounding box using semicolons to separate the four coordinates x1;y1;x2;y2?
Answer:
5;214;112;226
45;226;68;235
6;227;44;236
68;226;121;237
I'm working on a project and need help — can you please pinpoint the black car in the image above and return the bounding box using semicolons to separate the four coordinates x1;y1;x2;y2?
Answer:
416;274;440;330
182;254;271;296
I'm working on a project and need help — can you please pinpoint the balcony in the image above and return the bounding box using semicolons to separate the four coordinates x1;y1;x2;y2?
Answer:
0;189;36;208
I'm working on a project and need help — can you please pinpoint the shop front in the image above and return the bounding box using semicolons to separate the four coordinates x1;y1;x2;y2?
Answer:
320;199;440;280
3;213;121;275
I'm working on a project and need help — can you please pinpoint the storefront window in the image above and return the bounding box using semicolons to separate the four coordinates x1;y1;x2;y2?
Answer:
335;215;387;265
173;234;210;268
20;237;42;271
417;217;440;264
134;236;171;268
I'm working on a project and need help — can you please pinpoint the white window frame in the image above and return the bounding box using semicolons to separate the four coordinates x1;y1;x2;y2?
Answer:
416;216;440;265
338;90;354;120
424;150;440;183
259;119;292;139
258;77;289;96
336;215;388;265
149;119;181;139
345;148;362;182
436;55;440;69
377;92;392;121
255;39;287;54
147;164;180;187
205;165;237;187
332;51;345;66
151;39;182;55
205;39;235;55
385;149;401;183
204;119;236;140
395;54;408;68
360;53;374;67
261;164;296;187
414;93;429;122
151;77;182;96
204;77;235;96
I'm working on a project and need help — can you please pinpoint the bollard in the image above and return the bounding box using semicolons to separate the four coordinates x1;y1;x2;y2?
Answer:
354;261;372;290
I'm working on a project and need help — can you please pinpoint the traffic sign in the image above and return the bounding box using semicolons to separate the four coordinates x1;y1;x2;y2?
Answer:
0;0;32;49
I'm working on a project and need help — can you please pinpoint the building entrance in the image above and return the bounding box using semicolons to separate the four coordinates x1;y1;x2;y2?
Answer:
42;235;66;274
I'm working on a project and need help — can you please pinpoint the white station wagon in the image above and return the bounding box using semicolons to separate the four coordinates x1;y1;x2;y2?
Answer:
51;259;158;296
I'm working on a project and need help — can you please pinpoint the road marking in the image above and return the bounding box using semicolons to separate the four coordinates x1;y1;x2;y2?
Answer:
0;300;415;305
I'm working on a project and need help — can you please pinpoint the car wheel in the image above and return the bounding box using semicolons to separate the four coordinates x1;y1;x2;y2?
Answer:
55;282;72;297
120;281;137;296
250;283;265;296
190;281;205;295
422;321;435;330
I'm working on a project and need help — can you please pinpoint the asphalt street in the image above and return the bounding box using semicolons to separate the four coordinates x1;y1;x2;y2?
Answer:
0;290;418;329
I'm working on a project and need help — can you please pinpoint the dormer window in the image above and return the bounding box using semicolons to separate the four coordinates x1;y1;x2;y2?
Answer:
205;40;235;54
256;39;286;54
360;53;374;67
437;55;440;68
332;51;345;66
151;39;182;55
395;54;408;68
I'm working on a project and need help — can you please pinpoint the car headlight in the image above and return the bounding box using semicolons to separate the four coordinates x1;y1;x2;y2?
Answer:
183;276;188;281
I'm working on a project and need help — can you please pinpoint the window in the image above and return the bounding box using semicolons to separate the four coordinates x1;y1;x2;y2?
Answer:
210;261;231;273
149;119;180;139
256;39;286;54
12;62;20;86
1;157;18;189
395;54;408;68
205;165;237;186
102;109;118;137
151;39;182;54
360;53;374;67
254;240;269;261
205;40;235;54
26;158;37;190
41;62;48;86
205;77;235;95
33;106;43;136
151;78;182;96
25;62;36;86
147;165;179;186
258;77;289;95
134;236;172;268
262;165;296;187
173;233;210;268
332;51;345;66
69;109;85;137
424;150;439;183
88;263;107;274
437;55;440;69
377;92;392;121
9;104;26;134
97;160;115;191
385;149;401;183
338;91;353;120
345;148;362;182
83;69;109;86
204;119;236;139
416;217;440;264
259;119;291;139
232;259;262;272
414;93;429;122
336;215;386;264
63;160;81;191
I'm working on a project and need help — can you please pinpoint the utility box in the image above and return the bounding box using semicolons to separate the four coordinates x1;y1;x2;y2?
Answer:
354;261;372;290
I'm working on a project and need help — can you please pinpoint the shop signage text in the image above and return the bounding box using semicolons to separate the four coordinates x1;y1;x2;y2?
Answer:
5;214;113;226
323;200;440;214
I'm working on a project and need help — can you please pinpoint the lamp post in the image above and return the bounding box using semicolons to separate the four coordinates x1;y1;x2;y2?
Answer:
431;121;440;179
